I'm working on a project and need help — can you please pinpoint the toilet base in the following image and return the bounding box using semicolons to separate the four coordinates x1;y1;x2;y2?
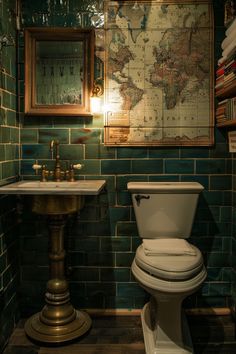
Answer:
141;302;193;354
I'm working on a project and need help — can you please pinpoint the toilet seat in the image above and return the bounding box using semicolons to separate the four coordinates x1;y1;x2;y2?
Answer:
135;241;204;281
132;258;207;294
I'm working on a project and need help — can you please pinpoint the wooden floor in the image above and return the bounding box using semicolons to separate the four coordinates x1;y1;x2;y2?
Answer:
3;314;236;354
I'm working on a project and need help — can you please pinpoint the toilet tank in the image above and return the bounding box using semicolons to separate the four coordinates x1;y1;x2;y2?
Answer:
127;182;204;239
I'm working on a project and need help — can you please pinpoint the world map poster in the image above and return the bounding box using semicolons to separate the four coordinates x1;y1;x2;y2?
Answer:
104;0;214;146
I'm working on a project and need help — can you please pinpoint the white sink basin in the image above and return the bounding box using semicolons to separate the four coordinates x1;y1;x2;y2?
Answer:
0;180;106;195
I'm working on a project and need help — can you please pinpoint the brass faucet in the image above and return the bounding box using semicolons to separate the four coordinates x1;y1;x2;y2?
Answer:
32;140;83;182
32;161;49;182
50;140;64;181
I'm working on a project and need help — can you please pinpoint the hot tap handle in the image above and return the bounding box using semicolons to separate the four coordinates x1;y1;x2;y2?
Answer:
32;160;42;170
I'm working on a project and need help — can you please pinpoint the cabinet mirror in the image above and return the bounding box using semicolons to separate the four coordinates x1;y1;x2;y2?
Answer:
24;28;94;116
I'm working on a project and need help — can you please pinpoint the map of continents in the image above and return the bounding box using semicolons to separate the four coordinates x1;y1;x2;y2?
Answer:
104;1;214;146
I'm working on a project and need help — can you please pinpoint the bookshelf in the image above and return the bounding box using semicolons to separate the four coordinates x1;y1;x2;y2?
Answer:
215;2;236;128
216;80;236;127
215;57;236;127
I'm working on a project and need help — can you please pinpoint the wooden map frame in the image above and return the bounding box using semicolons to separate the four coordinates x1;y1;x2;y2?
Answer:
104;0;214;146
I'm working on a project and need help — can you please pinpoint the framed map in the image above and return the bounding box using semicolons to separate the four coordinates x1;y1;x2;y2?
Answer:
104;0;214;146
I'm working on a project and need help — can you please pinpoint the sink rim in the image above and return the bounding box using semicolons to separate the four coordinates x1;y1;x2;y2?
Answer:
17;181;91;188
0;179;106;195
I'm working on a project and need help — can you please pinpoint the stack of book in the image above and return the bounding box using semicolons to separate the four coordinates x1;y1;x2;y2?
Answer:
216;97;236;125
215;17;236;98
216;15;236;126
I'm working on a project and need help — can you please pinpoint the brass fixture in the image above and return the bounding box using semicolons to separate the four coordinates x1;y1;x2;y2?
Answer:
32;161;49;182
32;195;85;215
0;178;106;344
32;140;83;182
0;34;15;51
92;77;103;97
24;194;90;343
50;140;64;182
90;77;103;114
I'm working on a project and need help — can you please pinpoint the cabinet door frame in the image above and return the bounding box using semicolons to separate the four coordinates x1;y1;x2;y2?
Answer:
24;27;94;116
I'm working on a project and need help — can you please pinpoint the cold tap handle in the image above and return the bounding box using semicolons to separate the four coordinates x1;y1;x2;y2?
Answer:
72;163;83;170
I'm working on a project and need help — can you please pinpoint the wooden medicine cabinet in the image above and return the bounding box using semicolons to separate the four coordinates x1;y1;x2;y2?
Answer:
24;27;94;116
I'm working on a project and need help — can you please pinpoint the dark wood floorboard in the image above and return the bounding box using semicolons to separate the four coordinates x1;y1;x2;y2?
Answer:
3;315;236;354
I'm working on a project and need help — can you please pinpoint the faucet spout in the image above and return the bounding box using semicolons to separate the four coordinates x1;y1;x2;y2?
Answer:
50;140;63;181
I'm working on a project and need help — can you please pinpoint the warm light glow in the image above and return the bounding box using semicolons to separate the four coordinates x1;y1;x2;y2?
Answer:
90;95;103;114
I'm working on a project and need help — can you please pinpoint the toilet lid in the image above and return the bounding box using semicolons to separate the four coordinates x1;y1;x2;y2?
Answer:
135;242;204;281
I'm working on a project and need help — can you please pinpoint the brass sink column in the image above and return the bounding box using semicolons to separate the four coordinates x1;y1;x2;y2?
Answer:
24;195;91;343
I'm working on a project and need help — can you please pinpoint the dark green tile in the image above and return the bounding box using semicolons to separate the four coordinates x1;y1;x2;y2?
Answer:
220;207;232;222
6;75;16;94
77;160;100;175
132;159;163;174
209;143;231;158
59;145;84;160
71;128;101;144
210;175;232;190
181;175;209;189
109;206;130;222
10;128;19;144
22;144;51;159
196;159;227;174
209;222;231;237
38;128;69;144
85;144;116;159
207;252;231;267
101;268;130;282
164;159;194;174
86;252;115;267
149;175;179;182
101;160;131;174
2;161;18;179
6;110;17;126
72;237;99;252
117;283;146;297
0;145;5;161
180;147;209;158
5;145;19;160
149;147;179;158
105;296;134;308
117;222;138;237
117;147;148;159
20;128;38;143
72;268;99;281
208;282;231;296
1;127;11;143
116;252;134;267
203;191;223;205
100;237;131;252
86;282;116;296
21;266;48;281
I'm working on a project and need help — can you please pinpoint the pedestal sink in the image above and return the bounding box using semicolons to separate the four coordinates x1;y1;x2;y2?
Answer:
0;179;106;344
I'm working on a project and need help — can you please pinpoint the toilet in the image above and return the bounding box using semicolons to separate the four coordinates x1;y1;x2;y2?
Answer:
127;182;207;354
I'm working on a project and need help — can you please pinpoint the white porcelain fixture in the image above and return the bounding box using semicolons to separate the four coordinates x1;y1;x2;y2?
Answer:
0;179;106;195
128;181;207;354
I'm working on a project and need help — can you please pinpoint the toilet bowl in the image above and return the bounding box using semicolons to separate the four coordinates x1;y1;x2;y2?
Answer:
127;182;207;354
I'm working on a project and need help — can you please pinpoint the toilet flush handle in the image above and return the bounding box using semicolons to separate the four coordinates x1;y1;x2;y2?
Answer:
135;194;150;206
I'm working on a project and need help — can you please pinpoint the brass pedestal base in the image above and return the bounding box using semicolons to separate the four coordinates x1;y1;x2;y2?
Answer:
24;196;90;344
25;310;91;343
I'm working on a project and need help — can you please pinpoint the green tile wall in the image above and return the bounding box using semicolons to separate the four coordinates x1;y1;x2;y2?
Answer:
18;0;234;317
0;0;21;351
